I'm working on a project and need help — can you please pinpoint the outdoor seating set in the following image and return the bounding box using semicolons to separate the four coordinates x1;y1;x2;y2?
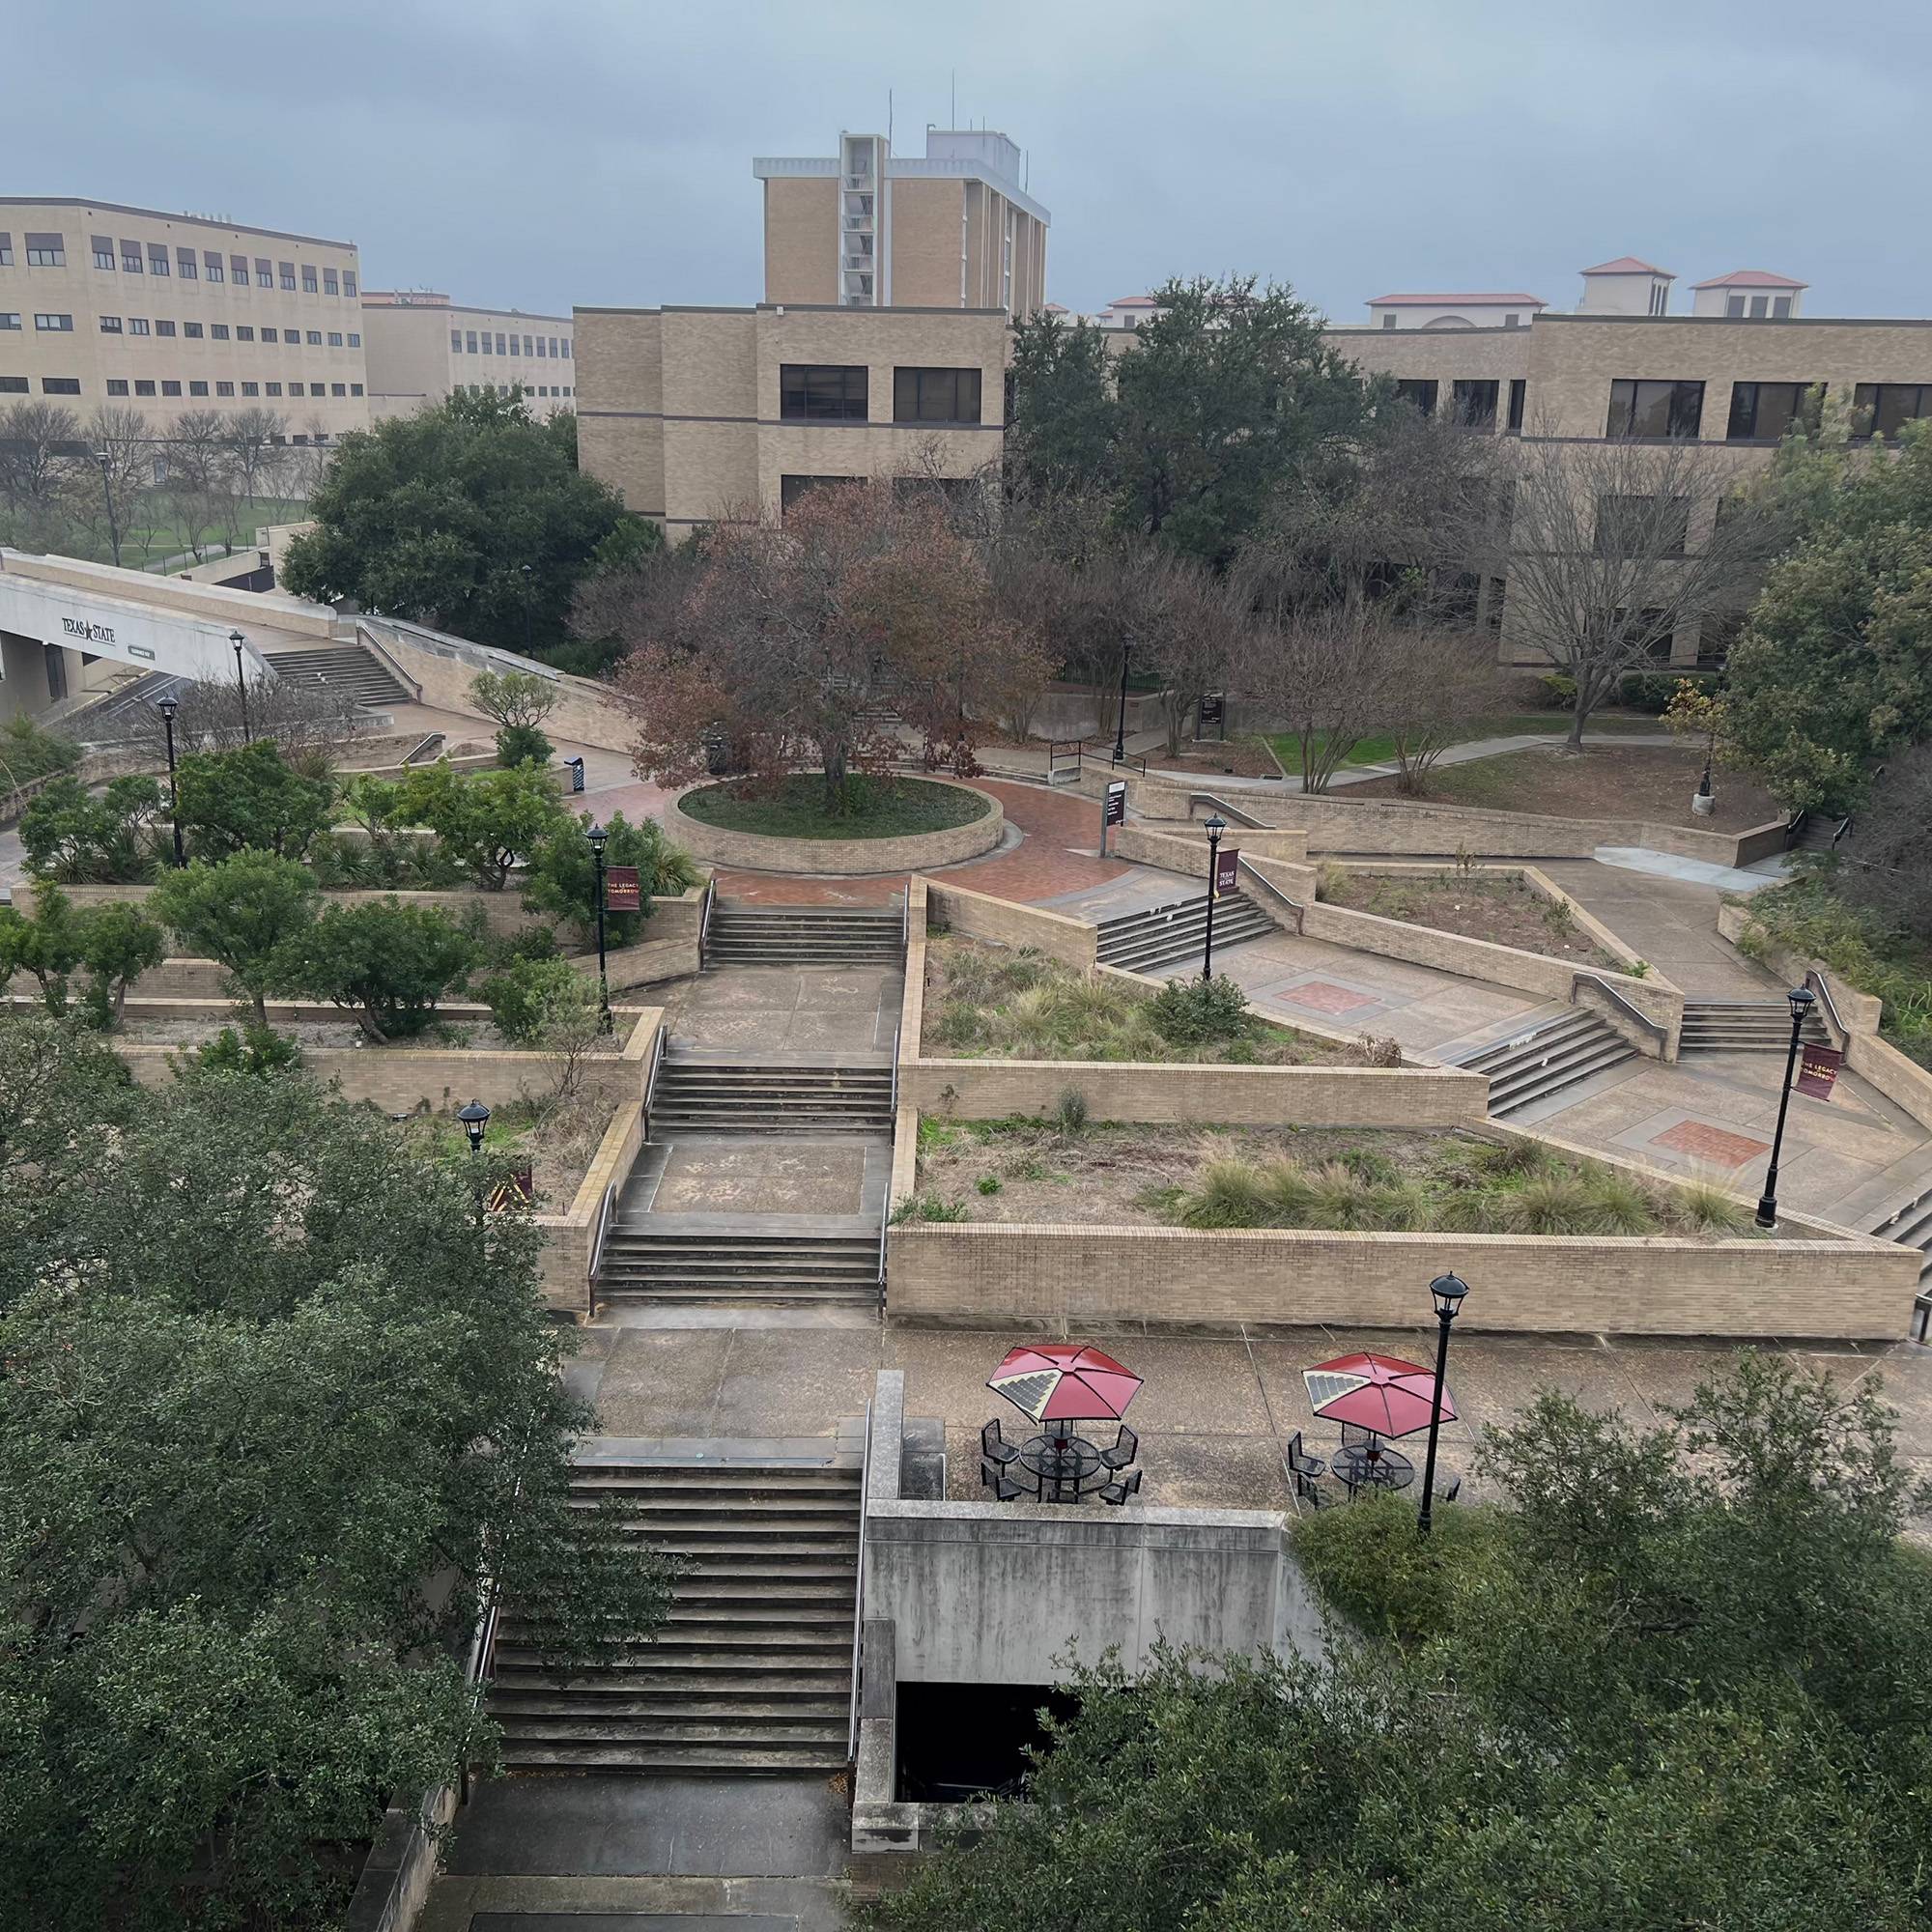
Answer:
1286;1350;1463;1512
979;1344;1144;1506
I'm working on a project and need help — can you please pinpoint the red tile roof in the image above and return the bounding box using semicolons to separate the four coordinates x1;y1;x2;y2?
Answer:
1367;292;1547;307
1580;256;1673;277
1107;296;1158;307
1690;269;1807;290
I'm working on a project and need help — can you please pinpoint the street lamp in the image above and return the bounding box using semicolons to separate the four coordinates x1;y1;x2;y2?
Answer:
1202;813;1227;980
586;821;613;1034
156;696;185;867
93;447;123;569
229;629;251;745
457;1100;492;1229
1111;636;1133;765
1416;1271;1469;1536
1755;986;1817;1231
520;562;534;657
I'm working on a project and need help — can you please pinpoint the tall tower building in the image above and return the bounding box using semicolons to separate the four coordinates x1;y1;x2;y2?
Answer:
753;127;1048;315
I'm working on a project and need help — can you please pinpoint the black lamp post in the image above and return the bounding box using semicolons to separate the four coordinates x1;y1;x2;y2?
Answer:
1111;636;1133;764
458;1100;492;1228
586;821;613;1034
1755;986;1817;1231
94;447;123;569
230;629;251;745
156;696;185;867
1202;813;1227;980
520;562;534;657
1416;1270;1469;1535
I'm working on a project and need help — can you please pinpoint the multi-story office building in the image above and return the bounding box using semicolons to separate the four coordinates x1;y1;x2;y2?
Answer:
755;128;1048;316
574;302;1008;534
0;199;369;441
360;291;576;419
1324;255;1932;668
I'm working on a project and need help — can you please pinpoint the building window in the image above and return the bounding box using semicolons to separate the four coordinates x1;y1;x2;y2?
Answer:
265;382;282;396
894;366;983;423
255;260;272;288
350;382;363;396
93;237;115;270
0;236;14;267
242;381;259;396
205;253;224;282
0;314;17;330
34;314;73;331
551;336;561;357
99;315;124;333
523;334;534;355
301;267;319;293
1507;378;1526;432
496;332;508;355
279;262;297;290
330;382;346;396
466;330;478;353
148;245;169;276
562;340;571;359
310;382;327;396
43;377;81;395
1380;312;1397;329
215;380;234;396
535;336;547;357
1393;378;1437;415
781;473;866;514
1596;495;1690;557
1773;296;1793;319
1605;378;1704;439
177;248;197;279
346;330;359;348
134;380;156;397
451;328;464;352
120;242;143;273
212;324;230;340
162;381;181;397
344;271;356;297
1853;384;1932;440
894;474;979;508
306;329;322;346
0;376;27;391
44;644;68;702
261;327;277;342
324;269;339;295
25;239;66;269
184;321;203;338
188;381;209;396
781;364;869;421
1452;379;1499;428
1727;382;1818;442
228;324;249;341
106;378;129;396
128;320;151;337
151;319;170;336
1503;312;1520;328
327;330;343;347
231;253;248;284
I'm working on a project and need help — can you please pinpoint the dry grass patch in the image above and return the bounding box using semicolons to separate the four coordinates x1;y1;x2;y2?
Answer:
1316;866;1624;970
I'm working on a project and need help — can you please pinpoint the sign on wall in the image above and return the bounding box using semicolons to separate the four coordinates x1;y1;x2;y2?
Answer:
0;575;261;686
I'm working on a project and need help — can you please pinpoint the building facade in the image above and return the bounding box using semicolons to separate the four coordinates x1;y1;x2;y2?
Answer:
755;128;1048;317
360;291;576;419
1365;291;1547;331
574;302;1009;534
0;199;369;442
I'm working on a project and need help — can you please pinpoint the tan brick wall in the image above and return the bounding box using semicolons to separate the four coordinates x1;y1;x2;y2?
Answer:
888;179;965;307
671;782;1000;875
923;878;1097;968
885;1221;1917;1340
1112;824;1309;868
575;308;663;413
763;179;839;305
660;309;758;418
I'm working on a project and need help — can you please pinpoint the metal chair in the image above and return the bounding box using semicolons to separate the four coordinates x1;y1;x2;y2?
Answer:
1285;1430;1326;1479
1340;1422;1378;1451
1101;1423;1138;1471
1099;1468;1142;1507
980;1458;1027;1501
1291;1467;1331;1511
981;1417;1018;1467
1435;1473;1463;1504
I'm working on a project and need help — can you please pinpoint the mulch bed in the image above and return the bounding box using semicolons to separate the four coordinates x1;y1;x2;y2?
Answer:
1319;869;1621;968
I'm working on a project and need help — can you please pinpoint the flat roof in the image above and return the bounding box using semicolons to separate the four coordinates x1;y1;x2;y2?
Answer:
0;195;355;250
364;293;572;323
1368;292;1546;306
573;301;1009;318
752;154;1049;225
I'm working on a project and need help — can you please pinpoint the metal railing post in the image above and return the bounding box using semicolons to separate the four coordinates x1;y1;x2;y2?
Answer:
848;1397;873;1762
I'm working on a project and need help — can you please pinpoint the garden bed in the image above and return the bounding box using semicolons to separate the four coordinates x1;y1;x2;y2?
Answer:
1315;867;1622;970
389;1091;612;1211
907;1119;1763;1238
678;775;989;838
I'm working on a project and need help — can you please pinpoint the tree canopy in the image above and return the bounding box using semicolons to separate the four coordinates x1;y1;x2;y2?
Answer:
278;390;639;650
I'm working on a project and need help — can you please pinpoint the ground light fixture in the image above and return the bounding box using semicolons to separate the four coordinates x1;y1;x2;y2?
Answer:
1416;1270;1469;1535
155;695;185;867
1202;814;1228;980
229;629;251;744
586;821;613;1034
1756;986;1817;1230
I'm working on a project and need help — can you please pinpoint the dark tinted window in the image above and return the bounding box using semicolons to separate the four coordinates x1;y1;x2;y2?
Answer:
1853;384;1932;440
1393;379;1437;415
1726;382;1817;441
779;473;864;514
1595;495;1690;557
1507;378;1526;431
1452;379;1498;428
780;364;868;421
1606;379;1704;439
893;366;982;423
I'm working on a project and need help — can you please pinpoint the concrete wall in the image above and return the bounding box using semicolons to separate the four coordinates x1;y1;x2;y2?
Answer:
670;782;1001;876
922;878;1097;968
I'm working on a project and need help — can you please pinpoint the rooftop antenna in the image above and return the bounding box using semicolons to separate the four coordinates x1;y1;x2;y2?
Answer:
952;69;956;127
888;87;894;145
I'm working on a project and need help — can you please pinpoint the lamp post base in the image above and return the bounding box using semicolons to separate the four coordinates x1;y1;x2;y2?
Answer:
1754;1196;1776;1230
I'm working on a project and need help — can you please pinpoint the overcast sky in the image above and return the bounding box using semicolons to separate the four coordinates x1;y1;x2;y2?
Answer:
8;0;1926;323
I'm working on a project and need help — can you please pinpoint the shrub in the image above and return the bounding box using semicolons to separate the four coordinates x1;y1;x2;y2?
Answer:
76;899;166;1029
1294;1488;1496;1645
192;1023;302;1078
274;897;481;1042
1053;1088;1089;1135
1147;973;1253;1046
1316;861;1350;902
392;760;574;891
1621;668;1718;713
175;739;334;862
891;1194;970;1224
19;773;164;883
1356;1032;1403;1067
478;952;585;1045
521;809;700;945
154;851;319;1024
495;723;554;768
1174;1157;1278;1228
1540;672;1577;705
976;1174;1003;1196
469;667;560;733
0;713;81;792
0;888;84;1013
1670;1177;1751;1235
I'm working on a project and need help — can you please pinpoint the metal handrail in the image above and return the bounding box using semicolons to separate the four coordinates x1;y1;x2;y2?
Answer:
402;730;445;765
1187;790;1266;829
1785;809;1809;847
847;1396;874;1761
1046;738;1084;785
1832;813;1856;848
900;886;909;957
588;1182;616;1314
1805;968;1846;1043
459;1465;523;1801
1573;970;1668;1047
1236;855;1304;934
642;1022;668;1143
353;622;426;703
698;875;717;971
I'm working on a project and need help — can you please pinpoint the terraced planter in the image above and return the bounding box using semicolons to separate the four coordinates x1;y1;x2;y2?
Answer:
673;778;1002;876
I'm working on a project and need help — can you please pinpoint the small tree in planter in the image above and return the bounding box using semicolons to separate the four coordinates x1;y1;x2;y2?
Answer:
470;668;562;768
154;851;319;1024
18;774;165;883
175;740;335;862
521;810;700;949
76;900;166;1029
0;887;84;1013
276;898;481;1042
392;761;573;890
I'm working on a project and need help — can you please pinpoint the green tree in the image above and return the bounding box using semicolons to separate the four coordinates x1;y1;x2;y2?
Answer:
1723;421;1932;812
393;759;573;890
1004;308;1120;505
477;951;585;1044
521;810;700;947
274;897;480;1041
278;391;631;650
18;772;163;882
152;851;318;1022
174;738;335;861
0;887;84;1013
471;668;562;768
76;897;166;1028
0;1038;675;1928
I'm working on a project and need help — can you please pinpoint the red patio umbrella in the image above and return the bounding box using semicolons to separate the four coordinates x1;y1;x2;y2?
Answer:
988;1343;1143;1427
1302;1351;1455;1440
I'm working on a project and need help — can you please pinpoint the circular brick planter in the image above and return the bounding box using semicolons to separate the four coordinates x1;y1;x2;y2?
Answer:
673;779;1003;876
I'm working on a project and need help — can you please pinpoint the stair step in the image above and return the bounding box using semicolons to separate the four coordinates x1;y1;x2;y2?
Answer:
497;1744;848;1773
495;1715;849;1744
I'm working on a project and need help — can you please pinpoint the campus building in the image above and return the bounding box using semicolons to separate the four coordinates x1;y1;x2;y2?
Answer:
0;199;370;441
573;301;1009;535
359;291;576;419
755;128;1048;317
1323;255;1932;668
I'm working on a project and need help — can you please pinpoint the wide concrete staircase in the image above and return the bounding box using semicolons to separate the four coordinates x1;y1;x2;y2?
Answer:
1095;892;1278;976
262;642;412;708
595;1226;882;1308
1459;1009;1638;1118
704;902;903;966
1678;999;1833;1054
1870;1182;1932;1290
651;1057;895;1134
486;1456;860;1774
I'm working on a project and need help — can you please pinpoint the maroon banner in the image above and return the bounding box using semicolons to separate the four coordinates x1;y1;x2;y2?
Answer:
605;865;641;913
487;1166;535;1213
1795;1043;1843;1101
1212;846;1239;898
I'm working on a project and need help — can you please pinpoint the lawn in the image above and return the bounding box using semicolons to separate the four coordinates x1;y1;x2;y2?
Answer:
678;774;990;839
48;494;311;573
1263;711;1663;777
1317;867;1623;969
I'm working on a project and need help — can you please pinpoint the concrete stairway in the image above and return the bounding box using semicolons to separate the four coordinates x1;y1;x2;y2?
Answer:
651;1058;895;1134
1870;1183;1932;1288
262;642;412;708
1459;1009;1638;1118
1679;1000;1833;1053
486;1458;860;1774
595;1228;882;1307
704;903;903;966
1095;893;1278;976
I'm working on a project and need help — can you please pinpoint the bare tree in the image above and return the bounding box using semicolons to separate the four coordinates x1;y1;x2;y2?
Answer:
142;671;370;773
1837;745;1932;941
220;407;289;506
0;401;84;549
1501;432;1784;748
283;420;335;500
1381;627;1511;794
81;406;153;568
159;410;238;561
1106;546;1244;756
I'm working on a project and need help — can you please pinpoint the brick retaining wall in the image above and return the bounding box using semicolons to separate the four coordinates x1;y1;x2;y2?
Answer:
673;782;1002;876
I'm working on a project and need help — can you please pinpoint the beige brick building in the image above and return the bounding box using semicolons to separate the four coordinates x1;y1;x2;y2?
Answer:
360;291;576;419
0;198;370;442
755;128;1047;317
574;302;1009;533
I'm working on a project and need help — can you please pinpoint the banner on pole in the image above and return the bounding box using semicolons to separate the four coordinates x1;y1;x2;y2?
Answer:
605;865;641;912
1103;780;1127;827
1795;1043;1843;1101
1213;846;1239;898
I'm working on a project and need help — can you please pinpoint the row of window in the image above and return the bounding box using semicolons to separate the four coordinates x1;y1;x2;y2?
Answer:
780;472;980;517
1393;378;1528;431
1;374;360;400
98;316;360;347
455;383;572;398
0;232;356;298
451;327;570;359
778;364;985;424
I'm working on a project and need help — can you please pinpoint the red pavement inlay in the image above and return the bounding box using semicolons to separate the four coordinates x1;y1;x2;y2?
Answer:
1282;980;1378;1015
1651;1120;1772;1168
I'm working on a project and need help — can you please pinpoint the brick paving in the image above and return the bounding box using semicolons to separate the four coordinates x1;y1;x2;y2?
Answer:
1650;1119;1774;1168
